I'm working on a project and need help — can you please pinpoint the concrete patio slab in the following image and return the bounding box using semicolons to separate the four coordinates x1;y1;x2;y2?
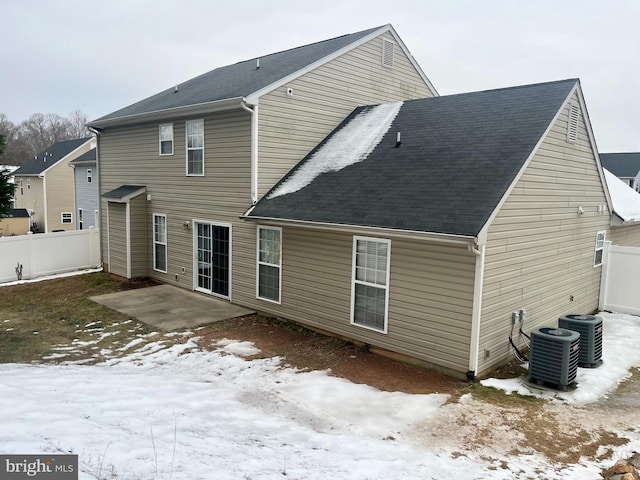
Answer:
91;284;254;330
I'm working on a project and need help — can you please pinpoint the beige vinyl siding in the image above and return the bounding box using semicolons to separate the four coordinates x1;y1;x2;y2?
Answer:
14;176;44;232
98;109;252;288
478;92;610;375
234;227;476;375
107;202;127;277
130;194;148;278
257;32;436;196
609;225;640;247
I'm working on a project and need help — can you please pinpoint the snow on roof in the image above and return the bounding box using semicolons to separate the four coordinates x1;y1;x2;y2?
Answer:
268;101;403;198
604;168;640;222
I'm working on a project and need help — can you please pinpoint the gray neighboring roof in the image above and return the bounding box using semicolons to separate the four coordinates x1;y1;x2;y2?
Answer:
599;153;640;178
248;79;578;237
102;185;146;202
90;26;384;125
15;138;92;175
6;208;30;218
69;147;96;165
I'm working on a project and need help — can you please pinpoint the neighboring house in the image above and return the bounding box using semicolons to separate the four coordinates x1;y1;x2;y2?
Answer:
599;152;640;192
69;148;99;230
13;138;95;233
0;208;31;236
89;25;613;378
603;168;640;246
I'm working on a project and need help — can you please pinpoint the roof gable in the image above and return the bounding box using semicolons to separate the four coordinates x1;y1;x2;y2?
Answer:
90;25;389;126
599;153;640;178
69;147;96;165
248;79;578;237
15;138;93;176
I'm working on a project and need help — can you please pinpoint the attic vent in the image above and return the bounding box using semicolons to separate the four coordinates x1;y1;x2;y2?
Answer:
382;39;394;68
566;102;579;143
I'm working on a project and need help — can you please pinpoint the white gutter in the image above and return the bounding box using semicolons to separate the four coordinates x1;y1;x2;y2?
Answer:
242;211;476;246
467;241;486;380
88;97;246;129
41;175;48;233
240;100;259;203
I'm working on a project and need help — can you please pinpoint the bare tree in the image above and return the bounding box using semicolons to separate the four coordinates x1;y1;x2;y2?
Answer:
21;113;73;155
67;109;91;139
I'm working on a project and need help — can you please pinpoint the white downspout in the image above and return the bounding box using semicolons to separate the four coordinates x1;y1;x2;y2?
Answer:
467;241;486;380
41;175;48;233
241;100;259;203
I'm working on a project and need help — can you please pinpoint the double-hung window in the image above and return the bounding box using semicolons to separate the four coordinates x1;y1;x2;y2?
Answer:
159;123;174;155
257;226;281;303
186;119;204;175
61;212;73;224
87;169;92;183
351;236;391;333
154;214;168;273
594;230;606;267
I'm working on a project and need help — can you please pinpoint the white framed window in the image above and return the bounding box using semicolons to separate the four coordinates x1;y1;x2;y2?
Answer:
61;212;73;224
257;226;282;303
19;179;23;195
159;123;174;156
78;208;83;230
350;236;391;333
87;169;92;183
594;230;606;267
186;119;204;175
153;214;168;273
27;179;31;189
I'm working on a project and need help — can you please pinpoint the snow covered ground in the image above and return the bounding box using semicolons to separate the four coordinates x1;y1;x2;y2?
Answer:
0;301;639;478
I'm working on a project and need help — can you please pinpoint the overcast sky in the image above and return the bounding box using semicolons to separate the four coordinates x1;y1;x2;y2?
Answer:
1;0;638;151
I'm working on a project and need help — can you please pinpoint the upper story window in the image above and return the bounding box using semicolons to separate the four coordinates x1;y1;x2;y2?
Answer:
382;39;395;68
87;169;93;183
186;119;204;176
159;123;174;155
27;179;31;189
19;179;23;195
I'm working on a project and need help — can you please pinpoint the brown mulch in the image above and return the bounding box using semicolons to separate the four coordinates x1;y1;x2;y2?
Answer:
195;314;466;395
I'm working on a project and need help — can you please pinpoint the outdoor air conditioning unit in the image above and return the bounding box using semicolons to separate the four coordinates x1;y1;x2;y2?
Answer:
558;314;603;368
529;327;580;388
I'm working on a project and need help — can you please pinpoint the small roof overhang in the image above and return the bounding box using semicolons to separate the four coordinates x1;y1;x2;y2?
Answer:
102;185;146;203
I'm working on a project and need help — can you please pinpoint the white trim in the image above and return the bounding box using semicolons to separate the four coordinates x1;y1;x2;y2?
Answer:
37;139;94;177
242;212;474;246
159;123;174;156
192;219;233;301
106;202;111;271
350;236;391;334
78;208;83;230
153;213;168;273
42;175;48;233
477;82;578;240
88;97;245;129
125;202;131;278
185;119;205;176
468;244;486;377
256;225;282;304
61;212;73;224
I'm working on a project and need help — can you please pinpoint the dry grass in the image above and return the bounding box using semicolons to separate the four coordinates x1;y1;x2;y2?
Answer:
0;273;156;363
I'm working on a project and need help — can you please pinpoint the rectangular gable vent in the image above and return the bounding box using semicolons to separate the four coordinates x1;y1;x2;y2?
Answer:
382;39;394;68
566;102;579;143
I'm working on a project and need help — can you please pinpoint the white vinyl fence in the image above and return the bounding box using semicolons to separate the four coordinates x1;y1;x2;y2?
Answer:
0;229;101;284
599;242;640;315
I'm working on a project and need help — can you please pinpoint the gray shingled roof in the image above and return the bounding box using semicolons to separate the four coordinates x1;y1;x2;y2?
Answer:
599;153;640;178
69;147;96;165
15;138;92;175
248;79;578;237
92;26;383;124
102;185;146;201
